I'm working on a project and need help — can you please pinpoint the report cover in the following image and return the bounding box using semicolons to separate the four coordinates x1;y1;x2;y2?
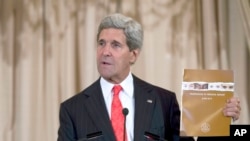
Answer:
180;69;234;136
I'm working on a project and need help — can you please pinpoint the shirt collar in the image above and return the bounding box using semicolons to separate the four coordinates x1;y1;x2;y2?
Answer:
100;72;134;98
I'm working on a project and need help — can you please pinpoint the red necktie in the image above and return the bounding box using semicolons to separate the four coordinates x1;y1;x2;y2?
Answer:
111;85;126;141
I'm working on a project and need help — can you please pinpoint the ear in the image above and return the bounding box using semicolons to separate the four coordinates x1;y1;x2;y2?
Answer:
129;49;140;65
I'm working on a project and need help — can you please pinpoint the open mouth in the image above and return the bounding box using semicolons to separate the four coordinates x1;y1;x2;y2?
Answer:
102;61;111;65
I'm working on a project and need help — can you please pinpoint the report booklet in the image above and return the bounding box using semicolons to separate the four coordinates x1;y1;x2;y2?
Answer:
180;69;234;136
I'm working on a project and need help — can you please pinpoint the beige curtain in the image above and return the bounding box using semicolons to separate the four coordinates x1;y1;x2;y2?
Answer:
0;0;249;141
238;0;250;53
230;0;250;124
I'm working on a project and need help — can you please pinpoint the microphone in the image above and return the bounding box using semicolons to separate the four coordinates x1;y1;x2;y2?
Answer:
144;131;168;141
122;108;129;141
122;108;129;116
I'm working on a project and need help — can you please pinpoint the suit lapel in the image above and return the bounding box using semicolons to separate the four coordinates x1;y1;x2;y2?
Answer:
133;76;156;141
84;79;116;141
83;76;157;141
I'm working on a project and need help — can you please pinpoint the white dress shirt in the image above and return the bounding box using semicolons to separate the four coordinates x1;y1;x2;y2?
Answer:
100;72;134;141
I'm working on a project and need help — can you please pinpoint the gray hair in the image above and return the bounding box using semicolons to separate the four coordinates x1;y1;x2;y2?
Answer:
97;13;143;51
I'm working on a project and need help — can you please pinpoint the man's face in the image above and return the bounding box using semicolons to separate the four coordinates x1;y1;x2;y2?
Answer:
96;28;139;84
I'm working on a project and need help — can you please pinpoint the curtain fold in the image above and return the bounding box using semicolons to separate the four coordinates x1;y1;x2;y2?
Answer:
238;0;250;53
0;0;16;141
201;0;229;69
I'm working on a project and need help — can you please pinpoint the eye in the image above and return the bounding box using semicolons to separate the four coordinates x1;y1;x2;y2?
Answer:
111;41;122;48
98;40;105;47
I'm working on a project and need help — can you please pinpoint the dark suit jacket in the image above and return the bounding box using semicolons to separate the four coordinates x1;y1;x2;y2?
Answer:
57;75;180;141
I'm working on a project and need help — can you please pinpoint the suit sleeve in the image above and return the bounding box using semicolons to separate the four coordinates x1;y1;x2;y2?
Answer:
57;103;76;141
158;88;181;141
170;93;181;141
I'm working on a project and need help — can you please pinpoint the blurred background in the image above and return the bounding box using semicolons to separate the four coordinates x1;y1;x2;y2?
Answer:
0;0;249;141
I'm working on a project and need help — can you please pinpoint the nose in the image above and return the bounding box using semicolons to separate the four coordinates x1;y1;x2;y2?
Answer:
102;44;111;56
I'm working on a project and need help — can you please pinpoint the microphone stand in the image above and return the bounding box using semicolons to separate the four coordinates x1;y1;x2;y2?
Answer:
122;108;129;141
123;116;126;141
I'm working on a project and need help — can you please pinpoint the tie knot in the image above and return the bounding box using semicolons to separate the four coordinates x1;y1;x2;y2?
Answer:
113;85;122;96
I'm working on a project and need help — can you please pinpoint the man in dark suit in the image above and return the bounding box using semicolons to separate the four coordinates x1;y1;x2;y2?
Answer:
58;75;180;141
57;13;241;141
58;13;180;141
